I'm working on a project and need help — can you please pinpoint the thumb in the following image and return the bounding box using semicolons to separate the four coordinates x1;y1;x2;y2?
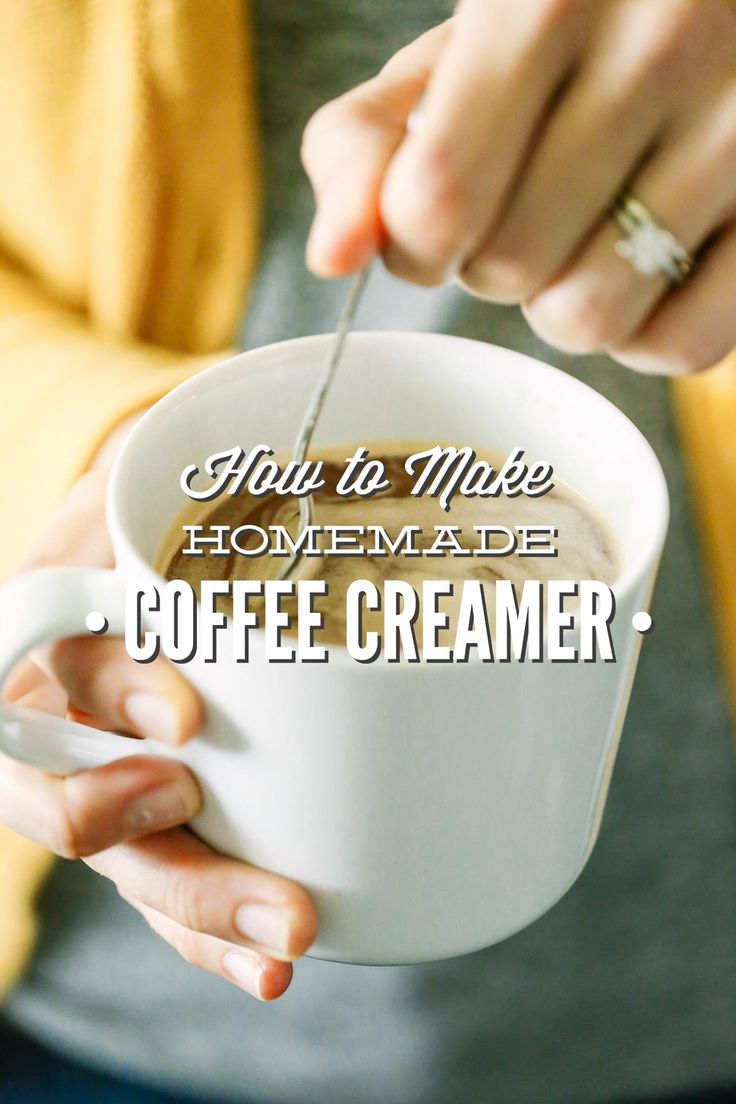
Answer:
302;21;451;278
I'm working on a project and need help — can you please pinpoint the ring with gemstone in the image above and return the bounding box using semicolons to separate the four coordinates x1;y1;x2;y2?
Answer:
612;192;696;286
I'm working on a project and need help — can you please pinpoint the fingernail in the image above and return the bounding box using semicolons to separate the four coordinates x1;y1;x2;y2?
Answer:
124;692;181;743
223;951;265;999
235;903;290;957
124;783;194;834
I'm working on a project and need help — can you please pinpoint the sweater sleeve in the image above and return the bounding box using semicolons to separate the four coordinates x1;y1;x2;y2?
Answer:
673;355;736;732
0;258;228;998
0;260;225;580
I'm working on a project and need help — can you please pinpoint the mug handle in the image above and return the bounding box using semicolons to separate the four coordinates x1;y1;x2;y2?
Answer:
0;566;151;776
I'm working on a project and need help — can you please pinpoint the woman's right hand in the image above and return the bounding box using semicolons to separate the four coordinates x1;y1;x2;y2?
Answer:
1;458;317;1001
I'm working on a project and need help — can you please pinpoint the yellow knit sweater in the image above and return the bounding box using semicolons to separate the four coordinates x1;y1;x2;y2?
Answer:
0;0;733;999
0;0;260;994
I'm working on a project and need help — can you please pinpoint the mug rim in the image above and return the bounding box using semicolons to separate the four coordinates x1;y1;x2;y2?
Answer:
108;331;669;662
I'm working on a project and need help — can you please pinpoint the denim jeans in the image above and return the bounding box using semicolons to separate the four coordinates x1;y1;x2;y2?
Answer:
0;1020;210;1104
1;1018;734;1104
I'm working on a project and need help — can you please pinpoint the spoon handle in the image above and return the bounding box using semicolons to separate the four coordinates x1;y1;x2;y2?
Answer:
278;266;371;580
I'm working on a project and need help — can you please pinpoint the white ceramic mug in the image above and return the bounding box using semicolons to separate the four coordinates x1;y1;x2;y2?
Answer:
0;333;668;964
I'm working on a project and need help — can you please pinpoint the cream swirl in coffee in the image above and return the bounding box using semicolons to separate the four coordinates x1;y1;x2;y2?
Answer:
158;443;618;647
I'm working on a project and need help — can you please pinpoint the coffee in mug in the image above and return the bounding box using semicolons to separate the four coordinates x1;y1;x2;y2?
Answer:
157;442;619;648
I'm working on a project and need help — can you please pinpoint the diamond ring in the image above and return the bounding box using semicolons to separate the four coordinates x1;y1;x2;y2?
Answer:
612;192;695;286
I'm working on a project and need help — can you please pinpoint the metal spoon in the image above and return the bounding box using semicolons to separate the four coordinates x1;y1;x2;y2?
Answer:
277;266;371;581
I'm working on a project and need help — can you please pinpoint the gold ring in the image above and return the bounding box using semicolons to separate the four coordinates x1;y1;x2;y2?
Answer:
612;192;695;286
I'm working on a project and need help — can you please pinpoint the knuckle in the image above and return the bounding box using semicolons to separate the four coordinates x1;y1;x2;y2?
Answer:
526;285;618;353
583;57;653;129
534;0;583;31
163;865;205;933
382;150;469;271
301;87;375;176
46;796;84;860
415;144;468;221
461;249;542;303
115;883;137;908
634;0;736;83
165;923;200;967
381;248;445;288
707;86;736;171
664;0;701;35
630;0;701;76
301;97;358;181
300;102;336;168
130;898;203;969
616;338;716;377
667;340;721;376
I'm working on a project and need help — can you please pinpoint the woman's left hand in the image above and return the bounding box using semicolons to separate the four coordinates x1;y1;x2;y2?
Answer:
302;0;736;375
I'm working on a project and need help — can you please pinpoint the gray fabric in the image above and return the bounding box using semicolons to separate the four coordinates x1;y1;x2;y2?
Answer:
5;2;736;1102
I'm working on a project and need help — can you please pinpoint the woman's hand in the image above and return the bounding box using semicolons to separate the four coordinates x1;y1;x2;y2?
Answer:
303;0;736;375
1;445;317;1001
